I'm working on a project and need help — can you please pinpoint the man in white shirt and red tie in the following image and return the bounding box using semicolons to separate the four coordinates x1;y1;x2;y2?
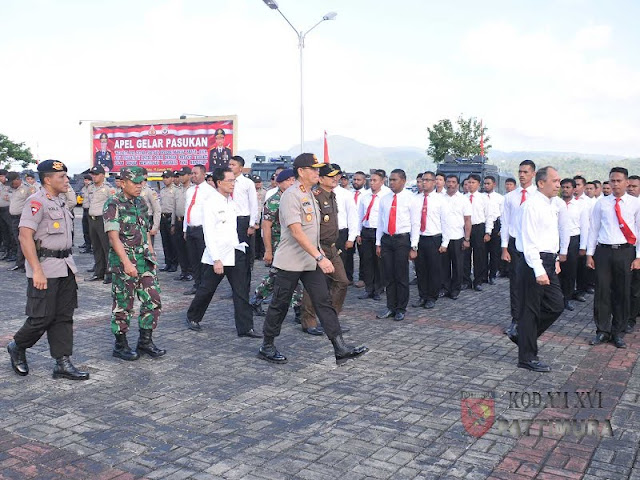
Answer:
228;156;259;267
627;175;640;333
346;171;368;287
558;178;582;311
483;175;504;284
463;174;495;291
183;164;215;295
357;170;389;301
509;166;565;372
500;160;537;336
375;169;419;321
412;171;448;309
587;167;640;349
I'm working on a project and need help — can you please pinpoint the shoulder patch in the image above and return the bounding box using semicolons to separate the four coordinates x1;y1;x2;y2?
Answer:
30;200;42;215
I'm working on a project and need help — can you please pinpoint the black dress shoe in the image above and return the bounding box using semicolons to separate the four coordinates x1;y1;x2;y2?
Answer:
394;311;405;321
103;275;112;284
573;293;586;303
473;284;483;292
376;309;395;319
52;356;90;380
504;320;517;335
425;300;436;309
87;266;96;272
85;275;103;282
183;286;197;295
625;324;635;334
488;277;496;285
518;360;551;372
507;328;519;345
564;300;575;311
611;335;627;348
590;333;609;345
448;292;459;300
411;299;426;308
7;341;28;376
258;339;287;364
372;293;382;301
462;283;472;290
438;289;447;298
585;286;595;294
167;266;178;272
357;292;373;300
160;265;170;272
238;329;263;338
331;334;368;365
303;327;324;336
185;318;202;331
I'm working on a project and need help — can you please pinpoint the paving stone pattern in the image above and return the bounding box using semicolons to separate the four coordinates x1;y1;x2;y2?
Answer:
0;209;639;479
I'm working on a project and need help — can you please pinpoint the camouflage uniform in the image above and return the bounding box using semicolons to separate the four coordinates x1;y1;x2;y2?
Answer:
254;190;302;307
104;189;162;335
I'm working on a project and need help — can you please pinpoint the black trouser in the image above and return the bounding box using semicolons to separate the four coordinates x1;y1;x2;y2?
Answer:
559;235;579;301
236;215;254;270
517;253;564;364
416;234;442;302
14;271;77;359
263;267;342;340
507;236;523;322
381;233;411;312
186;250;254;334
593;244;634;337
487;218;502;280
172;218;190;274
629;270;640;328
81;208;91;249
159;213;177;267
443;238;464;296
360;227;384;295
336;228;350;280
186;225;205;288
10;215;24;268
463;223;487;287
88;215;110;278
344;239;363;283
254;226;264;260
0;206;14;253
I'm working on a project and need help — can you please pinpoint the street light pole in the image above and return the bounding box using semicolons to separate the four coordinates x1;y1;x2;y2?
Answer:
263;1;337;153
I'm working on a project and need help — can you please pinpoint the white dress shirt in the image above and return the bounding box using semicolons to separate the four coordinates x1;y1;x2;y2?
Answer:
376;188;419;247
358;188;391;233
561;197;582;237
500;184;537;249
579;198;596;250
484;191;504;220
334;185;359;242
352;187;369;210
587;194;640;257
183;181;215;232
232;174;259;226
411;190;448;247
202;189;246;266
520;190;564;278
465;190;495;234
442;191;472;245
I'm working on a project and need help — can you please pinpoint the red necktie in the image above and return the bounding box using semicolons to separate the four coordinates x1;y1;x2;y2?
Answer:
420;194;428;232
354;190;360;204
470;194;474;204
520;189;527;205
186;184;198;224
388;194;397;235
615;198;637;244
363;194;377;222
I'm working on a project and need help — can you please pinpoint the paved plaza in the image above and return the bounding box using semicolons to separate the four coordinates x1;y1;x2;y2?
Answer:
1;209;639;480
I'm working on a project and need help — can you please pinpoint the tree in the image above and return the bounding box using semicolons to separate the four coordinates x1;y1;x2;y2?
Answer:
427;115;491;163
0;133;36;169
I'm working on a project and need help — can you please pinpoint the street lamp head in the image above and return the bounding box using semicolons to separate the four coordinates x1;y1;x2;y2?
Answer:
323;12;337;21
263;0;279;9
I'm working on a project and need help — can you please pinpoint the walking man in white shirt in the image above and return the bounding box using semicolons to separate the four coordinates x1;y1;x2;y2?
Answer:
463;174;495;291
483;175;504;284
229;156;259;268
347;171;368;287
558;178;581;311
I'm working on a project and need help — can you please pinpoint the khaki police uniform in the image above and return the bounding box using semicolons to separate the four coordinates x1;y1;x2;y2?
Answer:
263;180;344;340
172;182;191;275
0;182;14;254
13;188;78;359
159;183;177;268
87;181;115;278
9;183;37;268
80;183;92;249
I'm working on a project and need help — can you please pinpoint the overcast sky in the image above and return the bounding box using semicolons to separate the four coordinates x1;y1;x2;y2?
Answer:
1;0;639;172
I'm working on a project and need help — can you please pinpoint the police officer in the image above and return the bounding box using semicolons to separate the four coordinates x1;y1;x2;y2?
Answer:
104;167;165;361
172;166;192;281
208;128;232;170
140;177;161;245
0;168;15;261
95;132;113;170
79;174;93;253
6;160;89;380
8;172;37;272
159;170;178;271
258;153;368;365
87;165;115;283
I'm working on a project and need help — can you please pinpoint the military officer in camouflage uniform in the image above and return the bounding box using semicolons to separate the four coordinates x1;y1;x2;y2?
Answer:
159;170;178;271
250;169;303;318
104;166;165;361
8;172;37;271
6;160;89;380
87;165;115;283
208;128;232;170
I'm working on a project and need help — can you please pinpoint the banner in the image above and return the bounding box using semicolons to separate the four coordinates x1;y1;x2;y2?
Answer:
91;116;237;176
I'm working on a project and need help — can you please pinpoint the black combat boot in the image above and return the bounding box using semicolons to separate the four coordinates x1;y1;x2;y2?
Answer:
52;356;90;380
293;306;302;324
331;335;369;365
258;337;287;364
113;333;139;361
137;329;166;358
7;340;28;376
249;295;265;316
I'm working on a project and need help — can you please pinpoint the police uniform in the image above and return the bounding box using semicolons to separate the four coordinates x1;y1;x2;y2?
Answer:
208;128;232;170
7;160;89;380
159;170;178;271
80;178;93;251
141;182;161;245
0;172;15;259
87;165;116;281
172;168;192;279
104;167;165;361
259;153;368;365
8;176;37;270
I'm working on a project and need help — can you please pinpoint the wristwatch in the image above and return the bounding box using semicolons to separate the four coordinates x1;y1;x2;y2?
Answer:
464;238;470;242
411;246;418;252
315;254;325;262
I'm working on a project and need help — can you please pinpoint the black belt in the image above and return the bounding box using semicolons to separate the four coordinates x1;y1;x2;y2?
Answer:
90;215;103;220
176;216;184;222
39;248;72;259
384;232;409;238
187;225;202;231
161;212;172;217
539;252;557;261
362;227;376;231
598;243;633;249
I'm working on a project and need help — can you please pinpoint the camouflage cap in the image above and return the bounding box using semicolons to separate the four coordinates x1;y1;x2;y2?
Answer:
120;166;146;184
